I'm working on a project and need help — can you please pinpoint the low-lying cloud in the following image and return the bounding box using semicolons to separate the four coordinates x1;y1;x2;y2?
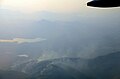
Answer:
0;38;46;44
18;54;29;58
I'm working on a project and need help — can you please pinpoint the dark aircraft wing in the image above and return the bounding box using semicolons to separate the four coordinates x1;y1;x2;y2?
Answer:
87;0;120;7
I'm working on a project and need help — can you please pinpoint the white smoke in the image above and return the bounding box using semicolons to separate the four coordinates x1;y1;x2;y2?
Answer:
0;38;46;44
18;54;29;58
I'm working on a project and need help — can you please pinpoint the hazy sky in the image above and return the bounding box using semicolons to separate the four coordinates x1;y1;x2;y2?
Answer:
0;0;119;17
0;0;120;60
0;0;120;28
1;0;88;13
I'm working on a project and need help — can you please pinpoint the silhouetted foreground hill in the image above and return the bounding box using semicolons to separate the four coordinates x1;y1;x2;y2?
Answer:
0;70;30;79
11;52;120;79
88;52;120;79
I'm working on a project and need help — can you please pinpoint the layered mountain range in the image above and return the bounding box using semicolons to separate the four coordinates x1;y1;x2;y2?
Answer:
10;52;120;79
